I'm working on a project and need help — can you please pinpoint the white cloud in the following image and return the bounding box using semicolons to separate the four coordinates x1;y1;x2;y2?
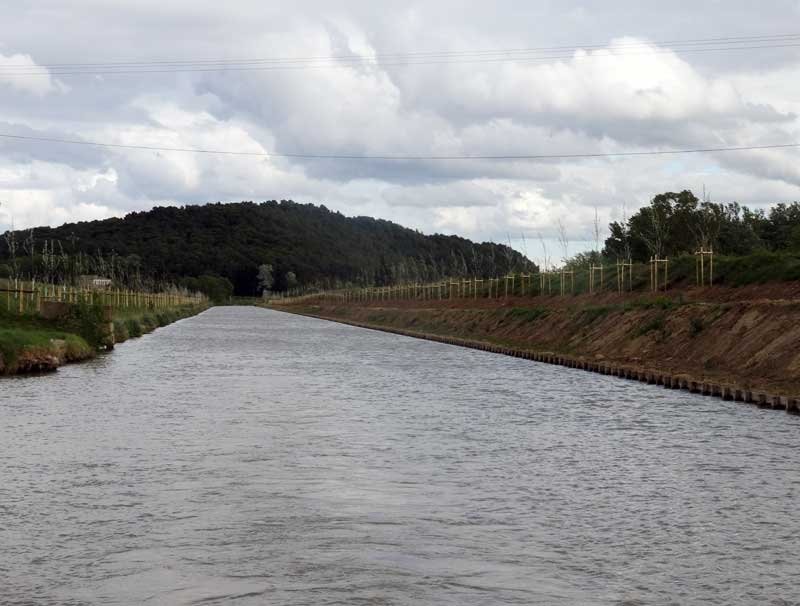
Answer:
1;1;800;258
0;52;64;96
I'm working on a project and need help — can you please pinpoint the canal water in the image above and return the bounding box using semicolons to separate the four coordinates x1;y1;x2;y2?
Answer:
1;306;798;605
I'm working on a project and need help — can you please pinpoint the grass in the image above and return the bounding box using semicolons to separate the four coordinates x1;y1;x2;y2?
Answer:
1;302;207;374
0;326;93;373
0;306;97;373
507;307;550;322
622;252;800;291
111;304;205;343
576;305;614;325
636;313;667;338
713;252;800;286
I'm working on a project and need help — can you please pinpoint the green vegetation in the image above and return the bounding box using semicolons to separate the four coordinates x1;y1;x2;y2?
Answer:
0;200;530;296
0;326;92;372
1;304;108;348
0;302;206;375
110;305;203;342
178;275;234;304
507;307;550;322
689;317;705;337
576;305;614;325
604;190;800;261
636;314;667;338
3;190;798;308
538;250;799;294
707;252;800;285
0;308;94;373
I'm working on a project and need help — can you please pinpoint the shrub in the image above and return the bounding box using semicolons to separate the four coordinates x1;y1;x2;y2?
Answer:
126;318;143;338
636;313;667;337
508;307;549;323
58;303;111;349
113;319;129;342
689;317;705;337
578;306;613;325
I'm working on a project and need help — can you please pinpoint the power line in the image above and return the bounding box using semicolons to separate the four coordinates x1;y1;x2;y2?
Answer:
5;44;800;76
1;132;798;161
2;33;799;76
4;32;798;67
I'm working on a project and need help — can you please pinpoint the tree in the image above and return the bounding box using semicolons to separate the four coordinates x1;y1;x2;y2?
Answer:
637;201;668;259
592;206;602;256
196;275;234;303
763;202;800;250
538;232;551;272
0;200;533;294
2;224;19;284
257;263;274;293
789;223;800;251
557;219;570;268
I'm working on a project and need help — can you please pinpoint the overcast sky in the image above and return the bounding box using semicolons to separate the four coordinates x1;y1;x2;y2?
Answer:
1;0;800;261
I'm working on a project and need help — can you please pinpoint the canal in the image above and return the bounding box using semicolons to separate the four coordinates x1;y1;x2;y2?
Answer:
2;306;798;604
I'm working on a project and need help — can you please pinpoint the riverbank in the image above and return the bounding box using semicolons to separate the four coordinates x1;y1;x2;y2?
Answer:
0;303;208;375
271;286;800;411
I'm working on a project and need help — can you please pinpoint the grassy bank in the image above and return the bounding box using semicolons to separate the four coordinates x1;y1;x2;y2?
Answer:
0;325;94;375
110;305;207;343
0;303;208;375
278;288;800;398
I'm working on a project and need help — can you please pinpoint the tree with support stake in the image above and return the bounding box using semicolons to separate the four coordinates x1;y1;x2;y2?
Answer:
649;257;669;292
695;248;714;287
519;273;531;296
616;259;633;292
504;275;514;297
589;265;604;294
559;270;574;296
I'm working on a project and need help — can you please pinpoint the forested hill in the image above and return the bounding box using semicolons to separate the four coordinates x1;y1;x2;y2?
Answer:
0;201;533;295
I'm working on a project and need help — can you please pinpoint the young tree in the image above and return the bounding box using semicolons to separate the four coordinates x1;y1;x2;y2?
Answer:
21;228;37;280
257;263;275;293
592;206;606;263
538;232;551;272
285;271;298;291
619;202;632;261
688;188;722;252
638;198;668;259
556;219;570;267
3;221;19;284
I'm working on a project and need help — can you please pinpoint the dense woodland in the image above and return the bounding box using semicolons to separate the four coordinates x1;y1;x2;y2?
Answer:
0;201;532;296
2;193;798;299
602;191;800;261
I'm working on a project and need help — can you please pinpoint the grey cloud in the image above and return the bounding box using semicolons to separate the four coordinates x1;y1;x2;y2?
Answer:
0;122;110;169
1;0;800;249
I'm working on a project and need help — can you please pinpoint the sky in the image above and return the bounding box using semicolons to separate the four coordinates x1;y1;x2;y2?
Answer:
1;0;800;263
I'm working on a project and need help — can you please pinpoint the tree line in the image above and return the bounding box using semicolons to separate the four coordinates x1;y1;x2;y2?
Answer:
3;193;796;300
602;190;800;262
0;200;532;297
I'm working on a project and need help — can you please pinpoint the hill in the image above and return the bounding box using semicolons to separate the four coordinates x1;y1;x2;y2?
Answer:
0;201;534;295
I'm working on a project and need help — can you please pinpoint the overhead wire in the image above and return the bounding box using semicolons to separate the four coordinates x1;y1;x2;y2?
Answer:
3;32;799;66
1;33;799;76
1;33;798;165
0;132;797;161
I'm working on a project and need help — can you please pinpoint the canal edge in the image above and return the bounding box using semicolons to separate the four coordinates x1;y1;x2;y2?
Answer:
270;307;800;415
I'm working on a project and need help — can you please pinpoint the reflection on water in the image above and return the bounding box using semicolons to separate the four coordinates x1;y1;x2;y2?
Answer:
2;306;798;605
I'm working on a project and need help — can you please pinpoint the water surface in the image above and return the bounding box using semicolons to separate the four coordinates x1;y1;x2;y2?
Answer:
2;306;798;605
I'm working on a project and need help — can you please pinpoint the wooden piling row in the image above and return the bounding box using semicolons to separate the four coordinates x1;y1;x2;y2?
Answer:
285;310;799;415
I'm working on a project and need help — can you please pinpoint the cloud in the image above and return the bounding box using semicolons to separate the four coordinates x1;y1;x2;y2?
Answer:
0;52;64;96
1;0;800;256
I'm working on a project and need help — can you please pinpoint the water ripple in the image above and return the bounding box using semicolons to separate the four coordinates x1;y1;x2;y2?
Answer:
1;306;799;604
